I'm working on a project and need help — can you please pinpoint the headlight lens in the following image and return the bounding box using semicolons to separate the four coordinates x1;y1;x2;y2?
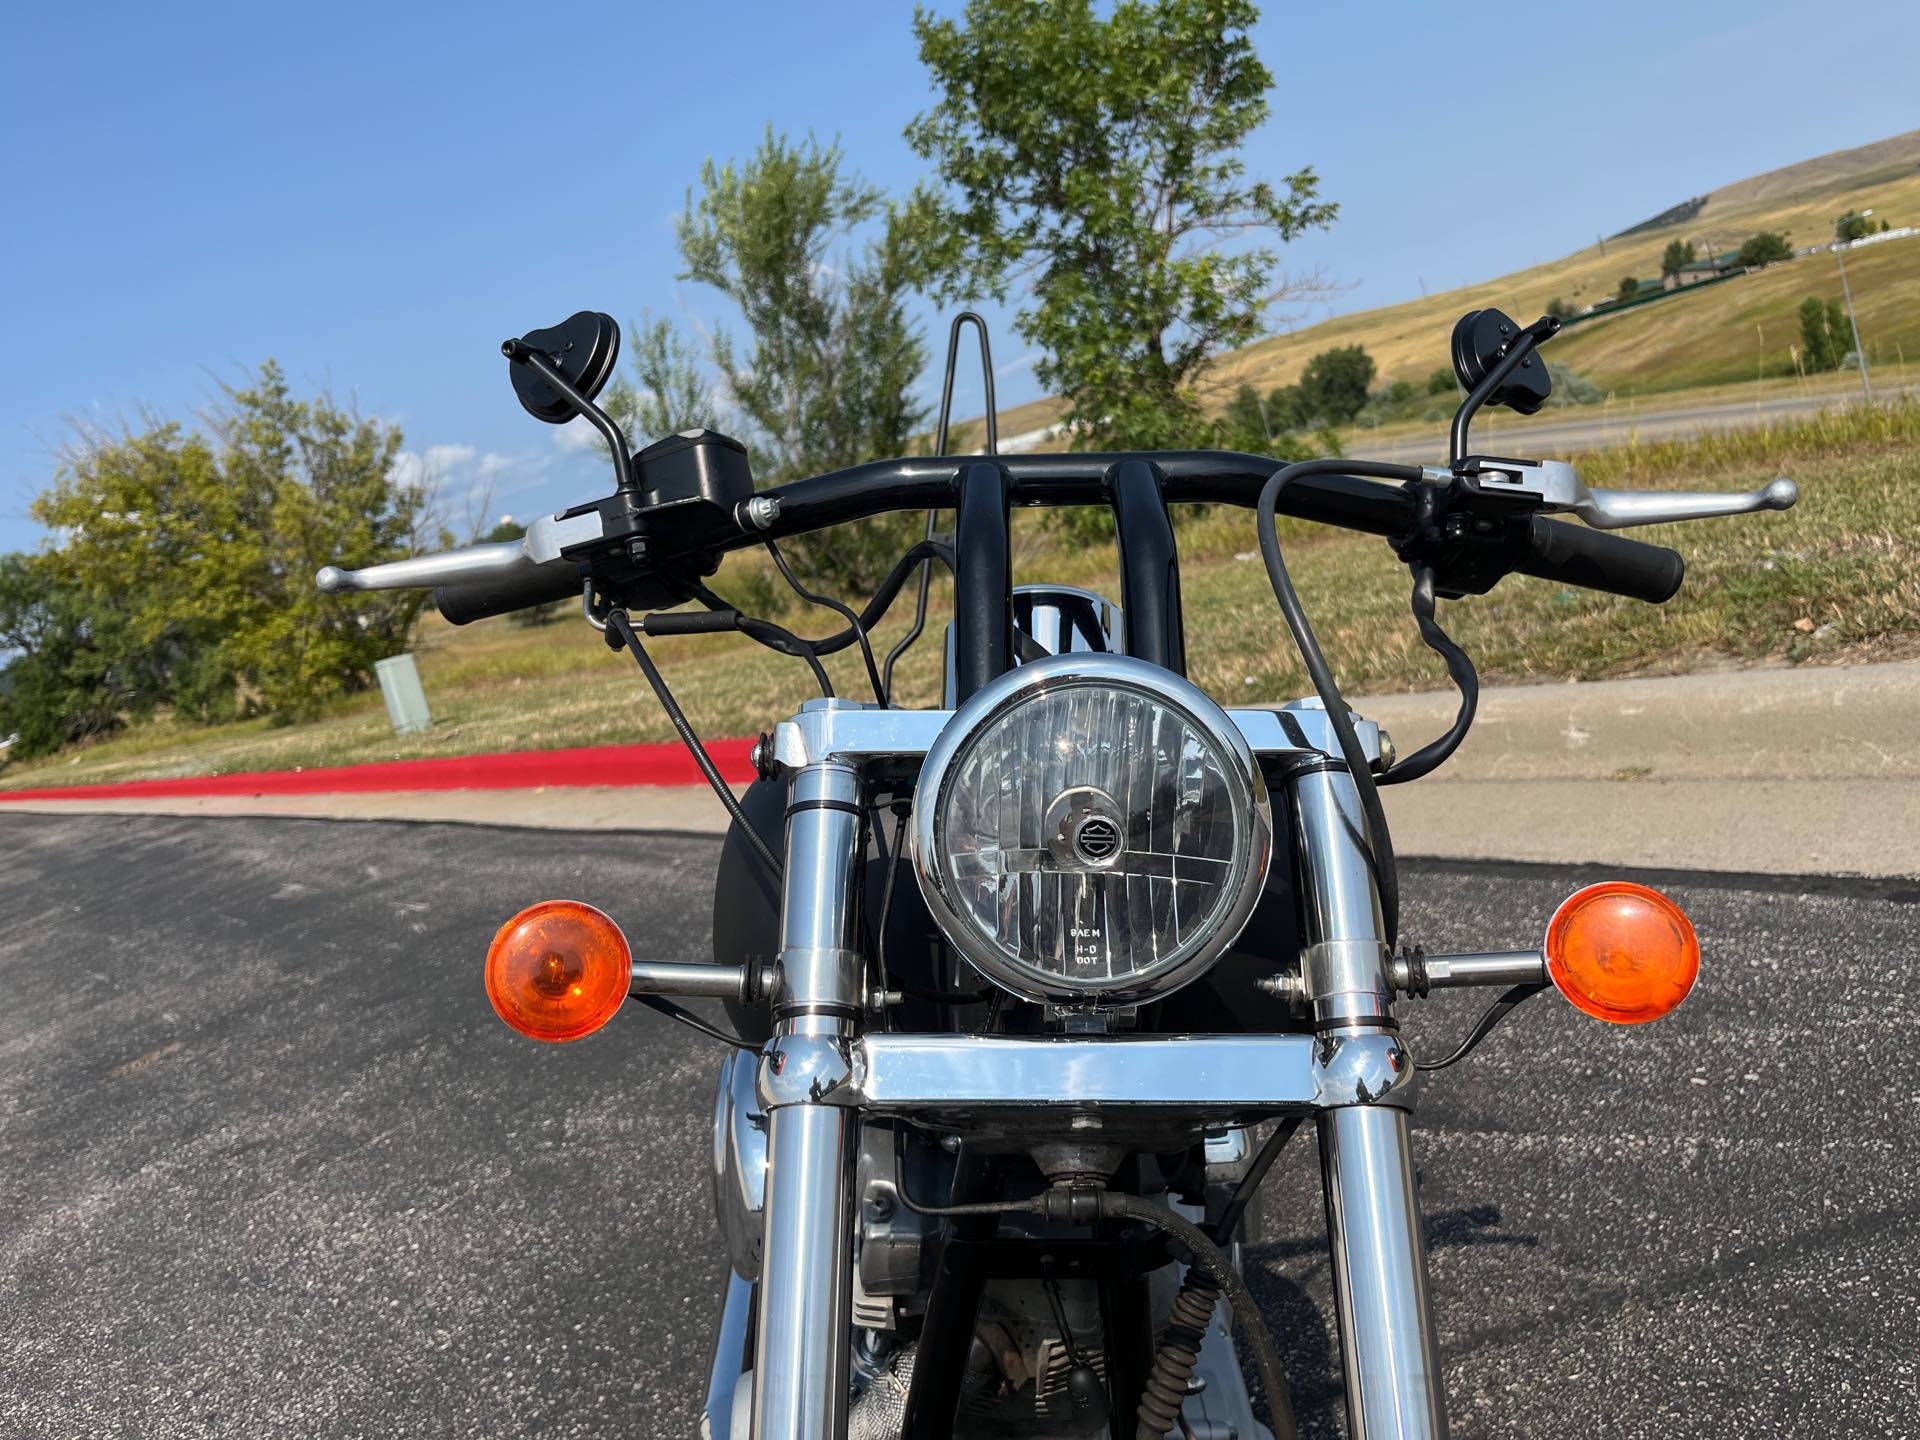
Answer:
913;655;1270;1006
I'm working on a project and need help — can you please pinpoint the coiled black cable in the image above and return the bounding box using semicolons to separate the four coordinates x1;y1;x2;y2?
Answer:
1135;1270;1221;1439
1378;564;1479;786
1098;1194;1298;1440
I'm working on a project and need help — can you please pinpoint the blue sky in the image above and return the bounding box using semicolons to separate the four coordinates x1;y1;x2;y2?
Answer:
2;1;1914;552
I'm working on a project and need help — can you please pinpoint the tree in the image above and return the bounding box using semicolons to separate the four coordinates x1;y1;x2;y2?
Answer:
484;519;526;543
1222;383;1271;445
1215;384;1320;461
1545;296;1575;321
1279;345;1373;427
677;130;928;593
1835;210;1873;244
1425;366;1457;396
21;364;429;743
1798;295;1852;372
0;552;148;757
1660;239;1697;278
601;317;714;447
1736;231;1792;267
904;0;1336;452
1617;276;1641;302
1798;296;1832;370
209;366;427;716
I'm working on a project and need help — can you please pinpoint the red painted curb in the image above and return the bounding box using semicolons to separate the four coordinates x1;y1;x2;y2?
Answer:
0;737;759;803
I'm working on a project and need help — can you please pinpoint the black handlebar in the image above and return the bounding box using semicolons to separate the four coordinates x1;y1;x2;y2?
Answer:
430;450;1686;624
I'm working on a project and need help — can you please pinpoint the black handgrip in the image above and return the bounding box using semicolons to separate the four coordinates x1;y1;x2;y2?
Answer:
434;559;583;625
1514;517;1685;603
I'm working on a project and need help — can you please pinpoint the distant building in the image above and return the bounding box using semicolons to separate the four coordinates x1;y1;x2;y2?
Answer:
1664;252;1743;290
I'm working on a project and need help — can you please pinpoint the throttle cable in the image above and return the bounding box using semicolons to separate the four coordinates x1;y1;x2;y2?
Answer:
603;609;782;880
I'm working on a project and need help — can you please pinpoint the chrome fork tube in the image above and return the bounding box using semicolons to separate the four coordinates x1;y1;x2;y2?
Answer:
752;760;865;1440
1290;764;1447;1439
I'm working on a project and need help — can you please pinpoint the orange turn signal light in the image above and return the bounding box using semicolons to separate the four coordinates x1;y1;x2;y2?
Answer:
1544;881;1699;1025
485;900;631;1043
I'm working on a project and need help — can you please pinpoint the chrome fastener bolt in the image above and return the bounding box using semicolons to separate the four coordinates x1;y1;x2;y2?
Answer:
1255;972;1307;1003
1372;730;1398;773
743;494;781;530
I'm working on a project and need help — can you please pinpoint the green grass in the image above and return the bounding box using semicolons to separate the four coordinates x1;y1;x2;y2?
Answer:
7;401;1917;792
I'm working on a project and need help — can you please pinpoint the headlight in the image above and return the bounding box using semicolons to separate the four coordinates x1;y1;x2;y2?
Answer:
912;654;1270;1006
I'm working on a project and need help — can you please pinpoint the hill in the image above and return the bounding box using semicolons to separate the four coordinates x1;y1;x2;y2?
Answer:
1617;127;1920;237
975;128;1920;446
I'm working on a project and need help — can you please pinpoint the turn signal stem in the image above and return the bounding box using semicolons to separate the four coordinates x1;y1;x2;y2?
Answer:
628;959;778;1006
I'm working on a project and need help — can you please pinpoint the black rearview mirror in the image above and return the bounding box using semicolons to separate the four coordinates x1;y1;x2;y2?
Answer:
506;311;621;424
1450;308;1552;416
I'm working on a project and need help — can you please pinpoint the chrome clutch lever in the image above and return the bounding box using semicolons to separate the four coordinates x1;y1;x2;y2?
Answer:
314;509;605;594
1575;475;1799;530
1463;456;1799;531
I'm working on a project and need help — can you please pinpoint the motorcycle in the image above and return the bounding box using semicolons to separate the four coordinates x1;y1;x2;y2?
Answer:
319;306;1797;1438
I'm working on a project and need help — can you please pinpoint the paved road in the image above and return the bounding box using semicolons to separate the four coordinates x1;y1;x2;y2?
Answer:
2;814;1914;1437
1358;381;1918;463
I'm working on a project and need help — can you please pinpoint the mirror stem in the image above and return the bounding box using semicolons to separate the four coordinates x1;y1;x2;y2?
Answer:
502;339;636;491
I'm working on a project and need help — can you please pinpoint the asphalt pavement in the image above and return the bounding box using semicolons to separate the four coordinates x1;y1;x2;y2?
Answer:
2;813;1915;1438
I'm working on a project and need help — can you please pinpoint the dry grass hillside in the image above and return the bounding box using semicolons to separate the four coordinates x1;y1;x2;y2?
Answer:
970;129;1920;443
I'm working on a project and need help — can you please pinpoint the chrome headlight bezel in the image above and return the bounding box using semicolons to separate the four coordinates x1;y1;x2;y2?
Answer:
910;653;1272;1007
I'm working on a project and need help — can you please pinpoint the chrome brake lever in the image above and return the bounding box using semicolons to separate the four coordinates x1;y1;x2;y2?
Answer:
315;509;604;594
1463;456;1799;531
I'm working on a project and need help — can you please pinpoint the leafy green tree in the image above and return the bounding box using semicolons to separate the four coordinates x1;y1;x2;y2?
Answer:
1798;296;1854;372
903;0;1336;452
1660;239;1697;277
0;552;149;757
1617;276;1640;302
1222;383;1272;446
24;365;428;737
1834;210;1873;243
1214;387;1319;462
677;130;927;593
1294;346;1375;425
1736;231;1792;266
209;366;426;716
601;316;714;446
1425;366;1458;396
484;519;526;543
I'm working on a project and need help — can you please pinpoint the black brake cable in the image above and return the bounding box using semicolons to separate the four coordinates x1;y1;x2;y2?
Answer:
873;807;993;1008
1210;1116;1304;1246
1256;459;1426;944
626;993;758;1052
762;537;886;704
1378;564;1480;786
603;608;783;880
1416;982;1549;1072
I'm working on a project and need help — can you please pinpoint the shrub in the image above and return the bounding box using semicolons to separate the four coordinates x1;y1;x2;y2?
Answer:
1736;231;1792;267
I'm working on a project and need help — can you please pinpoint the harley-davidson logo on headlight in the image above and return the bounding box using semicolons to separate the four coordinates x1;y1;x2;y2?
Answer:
1071;814;1122;863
